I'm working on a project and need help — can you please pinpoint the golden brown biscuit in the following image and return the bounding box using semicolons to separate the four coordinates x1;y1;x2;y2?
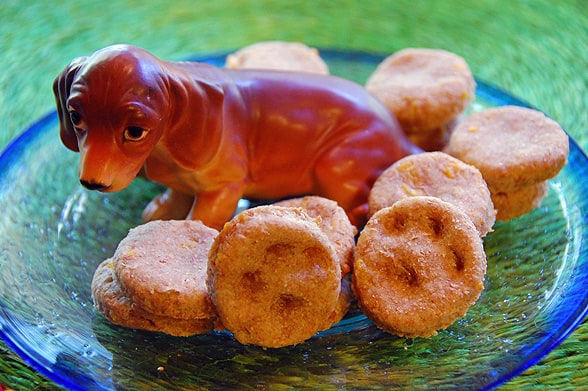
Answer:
369;152;495;237
113;220;218;320
275;196;356;276
225;41;329;74
365;48;475;133
320;277;353;331
447;106;569;192
92;259;214;336
406;123;453;152
207;205;341;348
491;181;549;221
353;196;487;338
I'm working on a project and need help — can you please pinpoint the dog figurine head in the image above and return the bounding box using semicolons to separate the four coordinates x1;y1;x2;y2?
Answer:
53;44;175;192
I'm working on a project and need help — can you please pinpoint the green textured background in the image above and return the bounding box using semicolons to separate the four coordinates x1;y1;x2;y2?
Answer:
0;0;586;389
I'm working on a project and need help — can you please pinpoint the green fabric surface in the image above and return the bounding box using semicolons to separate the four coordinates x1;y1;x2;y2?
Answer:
0;0;586;389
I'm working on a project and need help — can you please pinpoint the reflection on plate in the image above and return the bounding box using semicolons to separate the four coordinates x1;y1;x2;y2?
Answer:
0;51;587;391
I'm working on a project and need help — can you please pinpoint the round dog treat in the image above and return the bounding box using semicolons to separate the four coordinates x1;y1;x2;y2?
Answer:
92;259;215;336
226;41;329;74
365;48;476;133
447;106;569;192
491;181;549;221
406;115;463;152
320;277;353;331
113;220;218;320
353;196;487;338
406;123;453;152
275;196;356;276
369;152;495;237
208;205;341;348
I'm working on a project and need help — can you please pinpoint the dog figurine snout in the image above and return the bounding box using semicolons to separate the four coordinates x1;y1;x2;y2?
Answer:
80;179;108;191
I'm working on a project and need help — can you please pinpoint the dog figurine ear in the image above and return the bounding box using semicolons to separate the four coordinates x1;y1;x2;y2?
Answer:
53;56;87;152
164;75;225;169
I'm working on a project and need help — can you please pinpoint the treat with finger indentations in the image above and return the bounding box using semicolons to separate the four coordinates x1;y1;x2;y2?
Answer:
353;196;487;338
207;205;341;348
113;220;218;320
275;195;356;276
368;151;495;237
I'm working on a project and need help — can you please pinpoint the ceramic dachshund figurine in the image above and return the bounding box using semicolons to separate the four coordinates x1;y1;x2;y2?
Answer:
53;44;416;229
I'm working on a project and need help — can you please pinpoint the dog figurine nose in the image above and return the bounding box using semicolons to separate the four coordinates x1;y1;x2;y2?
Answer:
80;179;108;191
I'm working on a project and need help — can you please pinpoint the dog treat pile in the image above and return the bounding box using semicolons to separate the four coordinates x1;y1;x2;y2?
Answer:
92;221;218;336
447;106;569;221
90;42;569;348
366;48;476;152
207;204;351;348
92;199;355;347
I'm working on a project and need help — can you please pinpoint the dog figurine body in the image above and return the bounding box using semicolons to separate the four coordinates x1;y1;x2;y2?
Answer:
54;44;415;229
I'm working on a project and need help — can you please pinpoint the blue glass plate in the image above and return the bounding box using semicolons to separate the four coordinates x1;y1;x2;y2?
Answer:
0;51;587;390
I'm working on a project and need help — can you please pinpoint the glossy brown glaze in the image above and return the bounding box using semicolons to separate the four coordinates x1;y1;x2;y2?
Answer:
53;44;417;229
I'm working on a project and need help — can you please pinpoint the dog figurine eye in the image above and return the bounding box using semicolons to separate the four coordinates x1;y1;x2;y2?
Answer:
123;126;148;142
69;110;82;126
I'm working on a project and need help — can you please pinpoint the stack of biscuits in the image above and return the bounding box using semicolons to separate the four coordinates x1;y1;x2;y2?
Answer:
91;220;219;336
92;197;356;348
353;151;494;338
365;48;476;151
447;105;569;221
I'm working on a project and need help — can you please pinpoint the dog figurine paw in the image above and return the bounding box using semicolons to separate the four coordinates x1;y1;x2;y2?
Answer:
53;44;416;229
